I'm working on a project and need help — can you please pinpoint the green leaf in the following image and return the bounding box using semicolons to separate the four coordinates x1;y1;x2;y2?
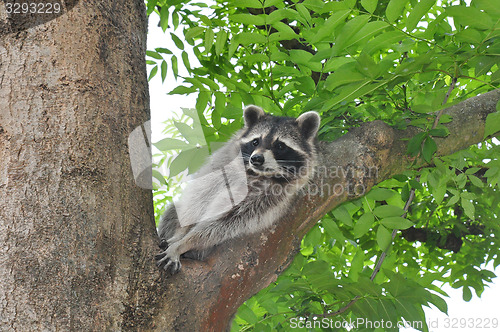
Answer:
446;194;460;206
446;6;493;30
160;60;168;82
159;5;169;32
332;206;353;226
169;85;197;95
474;0;500;17
290;50;322;71
181;51;191;72
172;10;180;29
465;167;480;175
468;174;484;188
146;50;163;60
155;48;172;55
355;52;380;79
367;188;395;201
406;0;435;32
353;213;374;238
325;67;366;91
474;56;497;77
171;55;178;79
204;29;215;53
273;65;302;77
152;169;167;186
386;0;409;22
184;26;204;40
428;128;449;137
332;15;371;54
456;173;467;188
361;0;378;14
232;0;262;8
439;114;453;124
321;80;386;111
196;91;211;113
266;8;297;25
462;286;472;302
377;225;392;250
322;218;346;242
146;0;158;16
349;250;365;281
401;184;410;202
373;205;406;218
215;30;228;55
196;77;220;91
237;303;259;324
170;33;184;50
422;137;437;163
412;104;433;113
212;92;224;128
303;0;325;11
148;65;158;81
241;54;269;66
304;225;322;247
362;30;405;55
271;22;298;41
310;10;351;44
296;3;312;25
230;13;265;26
484;111;500;139
455;28;483;44
461;195;475;220
407;132;427;156
236;32;267;45
174;122;205;145
381;216;413;229
168;149;190;176
154;138;189;151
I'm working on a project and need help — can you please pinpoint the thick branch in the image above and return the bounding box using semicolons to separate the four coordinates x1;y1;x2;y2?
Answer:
152;89;500;330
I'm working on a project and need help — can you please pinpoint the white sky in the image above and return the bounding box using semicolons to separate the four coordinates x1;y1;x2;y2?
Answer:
146;13;500;332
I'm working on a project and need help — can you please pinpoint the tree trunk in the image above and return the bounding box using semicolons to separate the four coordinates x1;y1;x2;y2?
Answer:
1;1;499;331
0;1;158;330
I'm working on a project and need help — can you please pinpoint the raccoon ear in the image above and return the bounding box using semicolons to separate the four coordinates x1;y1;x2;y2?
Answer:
297;111;320;140
243;105;265;127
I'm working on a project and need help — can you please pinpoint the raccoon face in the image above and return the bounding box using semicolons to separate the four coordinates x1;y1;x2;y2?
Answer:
239;106;320;181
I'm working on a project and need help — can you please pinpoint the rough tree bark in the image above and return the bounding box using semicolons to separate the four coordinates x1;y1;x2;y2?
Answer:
0;1;499;331
0;1;157;330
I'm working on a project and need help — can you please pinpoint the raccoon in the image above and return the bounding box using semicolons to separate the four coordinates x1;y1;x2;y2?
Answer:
156;105;320;274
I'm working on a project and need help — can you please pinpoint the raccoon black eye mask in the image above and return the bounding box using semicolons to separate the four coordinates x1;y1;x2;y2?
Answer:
156;106;320;274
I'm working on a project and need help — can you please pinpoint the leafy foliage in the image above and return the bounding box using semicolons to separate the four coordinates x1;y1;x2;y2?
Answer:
145;0;500;330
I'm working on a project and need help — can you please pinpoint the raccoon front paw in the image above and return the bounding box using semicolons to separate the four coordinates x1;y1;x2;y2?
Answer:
155;251;182;275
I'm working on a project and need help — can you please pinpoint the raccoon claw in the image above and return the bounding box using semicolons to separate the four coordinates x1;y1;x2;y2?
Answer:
159;239;168;250
155;252;166;262
164;259;181;274
155;252;181;275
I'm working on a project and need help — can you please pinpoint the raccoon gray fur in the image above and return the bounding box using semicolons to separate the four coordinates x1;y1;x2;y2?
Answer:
156;105;320;274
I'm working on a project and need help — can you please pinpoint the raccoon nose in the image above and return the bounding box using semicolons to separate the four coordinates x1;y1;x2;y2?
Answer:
250;154;265;166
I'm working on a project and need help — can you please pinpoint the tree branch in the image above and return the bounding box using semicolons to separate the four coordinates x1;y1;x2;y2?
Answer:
150;89;500;331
